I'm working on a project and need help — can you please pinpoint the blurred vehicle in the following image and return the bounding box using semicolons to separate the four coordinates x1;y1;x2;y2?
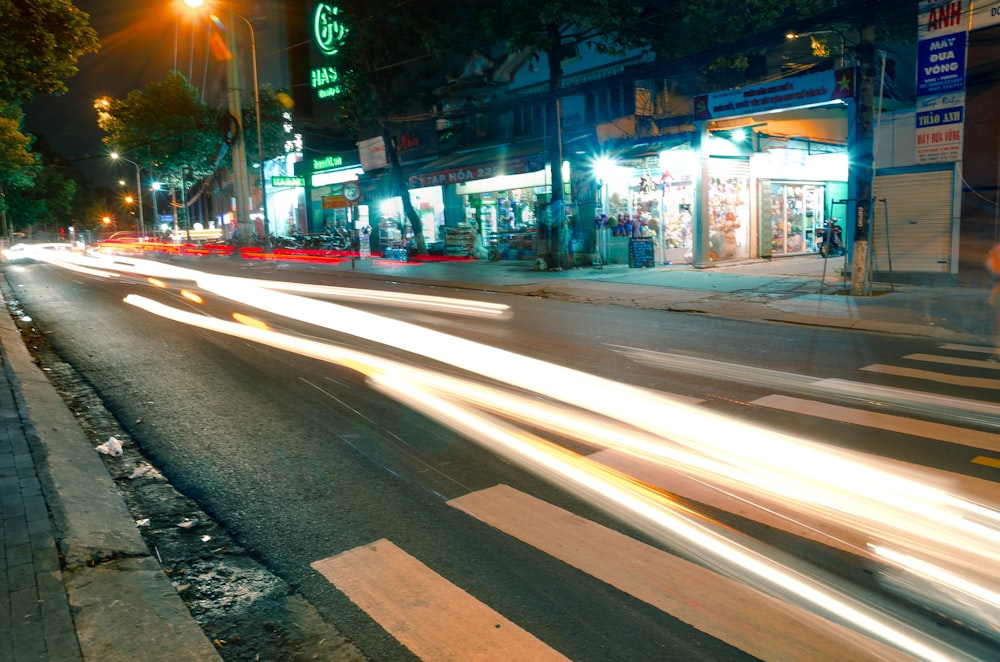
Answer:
2;242;78;263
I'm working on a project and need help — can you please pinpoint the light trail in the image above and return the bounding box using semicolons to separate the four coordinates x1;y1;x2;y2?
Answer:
123;292;982;660
25;244;997;658
29;248;510;318
610;345;1000;431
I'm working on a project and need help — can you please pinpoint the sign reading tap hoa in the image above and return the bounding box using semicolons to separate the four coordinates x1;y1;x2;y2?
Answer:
915;0;969;164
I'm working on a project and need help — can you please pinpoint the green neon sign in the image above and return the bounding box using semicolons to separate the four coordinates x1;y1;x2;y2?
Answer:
310;3;348;100
314;3;348;56
312;155;344;171
272;176;306;187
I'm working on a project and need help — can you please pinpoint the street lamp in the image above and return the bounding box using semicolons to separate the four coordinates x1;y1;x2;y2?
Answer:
183;0;256;252
786;30;846;68
111;152;146;239
234;11;272;254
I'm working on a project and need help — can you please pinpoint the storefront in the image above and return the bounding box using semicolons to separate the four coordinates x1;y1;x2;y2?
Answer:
267;153;308;239
306;152;365;235
692;69;853;264
407;142;551;257
595;139;752;264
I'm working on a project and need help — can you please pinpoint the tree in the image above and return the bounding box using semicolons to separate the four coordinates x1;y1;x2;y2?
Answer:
471;1;657;269
0;0;97;237
0;0;99;105
96;72;220;192
330;0;472;255
0;103;38;190
242;84;294;187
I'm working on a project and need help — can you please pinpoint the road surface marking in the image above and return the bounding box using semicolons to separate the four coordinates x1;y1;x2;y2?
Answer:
902;352;1000;370
860;364;1000;390
972;455;1000;469
814;377;1000;416
754;394;1000;454
449;484;914;662
311;539;569;662
939;343;994;354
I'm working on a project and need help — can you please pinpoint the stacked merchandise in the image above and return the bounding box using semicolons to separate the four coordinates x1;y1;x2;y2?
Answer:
445;223;477;256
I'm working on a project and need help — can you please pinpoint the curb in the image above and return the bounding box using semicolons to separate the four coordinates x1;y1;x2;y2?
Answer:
0;282;221;662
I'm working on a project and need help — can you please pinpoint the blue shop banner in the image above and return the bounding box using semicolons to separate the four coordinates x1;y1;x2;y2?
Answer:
916;30;967;96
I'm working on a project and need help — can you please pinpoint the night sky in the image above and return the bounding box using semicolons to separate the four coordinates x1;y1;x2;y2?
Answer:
23;1;210;186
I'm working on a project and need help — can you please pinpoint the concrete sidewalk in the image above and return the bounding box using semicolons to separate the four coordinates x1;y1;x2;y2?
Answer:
1;249;996;661
0;282;221;661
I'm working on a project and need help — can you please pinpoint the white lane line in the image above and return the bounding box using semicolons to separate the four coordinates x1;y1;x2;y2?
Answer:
754;393;1000;455
449;484;914;662
903;352;1000;370
311;539;570;662
860;363;1000;390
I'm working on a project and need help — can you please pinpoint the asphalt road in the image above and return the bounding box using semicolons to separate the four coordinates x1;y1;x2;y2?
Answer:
4;256;999;661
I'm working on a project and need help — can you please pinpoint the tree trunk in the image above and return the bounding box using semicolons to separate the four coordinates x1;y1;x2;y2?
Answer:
385;127;426;255
850;21;877;296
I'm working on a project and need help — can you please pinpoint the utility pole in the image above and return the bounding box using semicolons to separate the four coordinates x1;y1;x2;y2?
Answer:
224;2;252;248
850;21;877;296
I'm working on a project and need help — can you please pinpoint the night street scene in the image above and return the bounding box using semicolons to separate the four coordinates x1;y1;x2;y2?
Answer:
4;1;1000;661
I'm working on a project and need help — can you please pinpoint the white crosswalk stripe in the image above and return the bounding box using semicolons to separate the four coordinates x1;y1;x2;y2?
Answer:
309;344;1000;661
311;538;570;662
860;363;1000;389
753;393;1000;455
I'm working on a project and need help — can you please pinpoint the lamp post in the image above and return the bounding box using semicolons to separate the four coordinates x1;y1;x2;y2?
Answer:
786;30;846;68
111;153;145;239
184;0;259;252
151;182;161;236
234;12;270;254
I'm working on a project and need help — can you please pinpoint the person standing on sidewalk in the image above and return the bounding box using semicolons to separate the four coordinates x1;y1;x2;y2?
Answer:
987;242;1000;361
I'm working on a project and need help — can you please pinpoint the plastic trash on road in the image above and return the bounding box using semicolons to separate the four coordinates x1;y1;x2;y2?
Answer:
95;436;123;456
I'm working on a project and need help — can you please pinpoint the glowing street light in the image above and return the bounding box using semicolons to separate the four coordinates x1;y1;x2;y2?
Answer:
786;30;846;68
183;0;257;250
111;152;146;239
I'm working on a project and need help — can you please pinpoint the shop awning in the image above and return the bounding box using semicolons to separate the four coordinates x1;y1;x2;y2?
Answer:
611;132;693;161
409;141;546;188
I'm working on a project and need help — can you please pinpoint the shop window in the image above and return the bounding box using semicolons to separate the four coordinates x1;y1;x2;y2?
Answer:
759;181;826;256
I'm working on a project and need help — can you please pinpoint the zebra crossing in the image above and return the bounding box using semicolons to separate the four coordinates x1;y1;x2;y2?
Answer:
310;342;1000;661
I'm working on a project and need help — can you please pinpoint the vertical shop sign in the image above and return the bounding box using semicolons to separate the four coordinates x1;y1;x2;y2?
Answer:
310;2;349;101
916;1;969;163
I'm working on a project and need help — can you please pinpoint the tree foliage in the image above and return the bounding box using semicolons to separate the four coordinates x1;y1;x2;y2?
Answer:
243;85;294;172
0;102;38;192
0;0;97;208
329;0;474;253
96;72;221;190
0;0;99;105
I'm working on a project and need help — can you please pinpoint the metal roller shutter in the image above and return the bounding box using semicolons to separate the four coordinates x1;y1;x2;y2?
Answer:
872;169;955;273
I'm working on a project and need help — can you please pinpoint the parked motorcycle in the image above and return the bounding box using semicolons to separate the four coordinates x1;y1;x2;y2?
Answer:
816;218;845;258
